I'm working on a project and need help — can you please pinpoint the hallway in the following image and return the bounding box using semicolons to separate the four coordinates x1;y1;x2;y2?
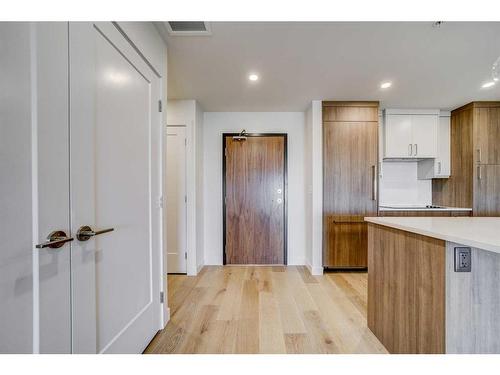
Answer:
145;266;387;354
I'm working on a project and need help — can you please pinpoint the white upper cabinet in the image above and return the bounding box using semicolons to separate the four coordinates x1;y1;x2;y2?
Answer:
385;114;412;158
383;109;439;159
417;112;451;179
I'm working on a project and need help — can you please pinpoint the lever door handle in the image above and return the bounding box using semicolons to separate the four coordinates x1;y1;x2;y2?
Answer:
76;225;114;241
36;230;74;249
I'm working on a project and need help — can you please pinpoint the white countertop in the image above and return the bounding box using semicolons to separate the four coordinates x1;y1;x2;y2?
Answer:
379;205;472;212
365;217;500;254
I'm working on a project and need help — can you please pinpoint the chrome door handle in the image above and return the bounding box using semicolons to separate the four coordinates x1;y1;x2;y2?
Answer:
36;230;74;249
76;225;114;241
438;161;442;174
408;144;412;156
477;148;482;163
414;143;418;156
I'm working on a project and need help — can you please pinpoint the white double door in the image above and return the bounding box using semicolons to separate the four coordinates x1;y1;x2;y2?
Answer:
0;22;163;353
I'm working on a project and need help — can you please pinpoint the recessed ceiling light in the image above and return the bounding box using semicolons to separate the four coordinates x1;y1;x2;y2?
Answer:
248;74;259;81
380;82;392;89
482;81;496;88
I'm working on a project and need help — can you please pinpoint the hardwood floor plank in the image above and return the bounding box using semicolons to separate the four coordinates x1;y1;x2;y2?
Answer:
235;279;260;353
284;333;315;354
144;266;387;354
259;291;286;353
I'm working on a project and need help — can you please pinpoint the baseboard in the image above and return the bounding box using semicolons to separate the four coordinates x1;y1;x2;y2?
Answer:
306;262;324;276
197;263;204;274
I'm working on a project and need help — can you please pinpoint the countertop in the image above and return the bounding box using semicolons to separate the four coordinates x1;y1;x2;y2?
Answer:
365;217;500;254
379;205;472;212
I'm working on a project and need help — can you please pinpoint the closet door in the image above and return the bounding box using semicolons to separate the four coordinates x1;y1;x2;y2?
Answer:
69;22;163;353
0;22;71;353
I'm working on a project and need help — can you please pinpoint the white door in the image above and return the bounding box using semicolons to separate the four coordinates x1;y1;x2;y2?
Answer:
0;22;71;353
166;127;187;274
69;22;163;353
411;114;438;158
384;114;412;158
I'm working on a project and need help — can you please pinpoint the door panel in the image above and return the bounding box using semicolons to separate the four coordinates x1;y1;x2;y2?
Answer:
474;164;500;216
35;22;72;354
70;22;162;354
166;127;187;273
224;135;286;265
474;107;500;165
0;22;71;353
323;102;378;269
0;22;35;354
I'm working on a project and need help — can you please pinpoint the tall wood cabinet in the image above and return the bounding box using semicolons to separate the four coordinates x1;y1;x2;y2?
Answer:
433;102;500;216
323;101;379;268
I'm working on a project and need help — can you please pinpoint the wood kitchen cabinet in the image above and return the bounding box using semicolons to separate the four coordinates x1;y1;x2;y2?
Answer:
384;109;439;159
433;102;500;216
323;101;378;269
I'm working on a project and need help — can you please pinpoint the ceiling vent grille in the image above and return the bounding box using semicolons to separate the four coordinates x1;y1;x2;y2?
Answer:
166;22;211;36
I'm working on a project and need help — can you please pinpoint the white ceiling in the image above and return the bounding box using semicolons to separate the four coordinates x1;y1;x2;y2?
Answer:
164;22;500;112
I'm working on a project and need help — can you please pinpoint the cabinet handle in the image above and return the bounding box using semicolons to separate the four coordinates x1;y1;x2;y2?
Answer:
414;143;418;156
438;161;441;174
477;165;482;180
371;165;377;201
408;144;412;156
477;148;481;163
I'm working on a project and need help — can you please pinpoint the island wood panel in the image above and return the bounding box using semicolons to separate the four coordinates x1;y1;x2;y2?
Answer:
367;224;446;354
224;135;286;264
323;101;378;269
379;210;471;217
446;242;500;353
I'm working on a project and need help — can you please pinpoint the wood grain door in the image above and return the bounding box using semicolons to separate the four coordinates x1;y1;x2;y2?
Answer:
323;102;379;268
224;135;286;265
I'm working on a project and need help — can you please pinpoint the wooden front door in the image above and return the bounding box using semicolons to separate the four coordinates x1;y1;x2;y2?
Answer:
223;134;286;265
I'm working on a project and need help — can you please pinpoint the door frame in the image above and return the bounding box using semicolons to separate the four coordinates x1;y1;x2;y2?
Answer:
222;133;288;265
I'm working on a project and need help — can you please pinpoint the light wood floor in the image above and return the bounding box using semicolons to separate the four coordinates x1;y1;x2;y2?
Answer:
144;266;387;354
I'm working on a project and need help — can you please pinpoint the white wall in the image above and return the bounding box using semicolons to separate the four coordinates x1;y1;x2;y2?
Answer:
166;99;204;275
304;101;323;275
203;112;306;266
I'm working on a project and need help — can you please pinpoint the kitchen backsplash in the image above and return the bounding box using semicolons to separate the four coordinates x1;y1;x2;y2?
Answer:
379;161;432;206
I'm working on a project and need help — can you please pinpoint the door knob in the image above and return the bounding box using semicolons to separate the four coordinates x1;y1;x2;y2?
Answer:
76;225;114;241
35;230;74;249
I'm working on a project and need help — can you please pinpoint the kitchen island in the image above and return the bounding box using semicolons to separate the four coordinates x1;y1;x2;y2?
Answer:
365;217;500;354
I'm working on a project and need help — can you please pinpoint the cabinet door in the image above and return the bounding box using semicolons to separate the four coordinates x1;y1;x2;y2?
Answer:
437;116;451;176
474;164;500;216
411;115;438;158
385;114;412;158
474;107;500;165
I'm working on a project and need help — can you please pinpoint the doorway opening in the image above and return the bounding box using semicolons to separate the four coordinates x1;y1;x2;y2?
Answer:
166;126;188;274
222;133;288;265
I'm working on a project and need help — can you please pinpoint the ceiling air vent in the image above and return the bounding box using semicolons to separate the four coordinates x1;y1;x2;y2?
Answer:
166;21;211;36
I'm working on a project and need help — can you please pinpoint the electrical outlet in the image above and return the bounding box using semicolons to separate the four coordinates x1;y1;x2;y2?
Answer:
454;247;471;272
